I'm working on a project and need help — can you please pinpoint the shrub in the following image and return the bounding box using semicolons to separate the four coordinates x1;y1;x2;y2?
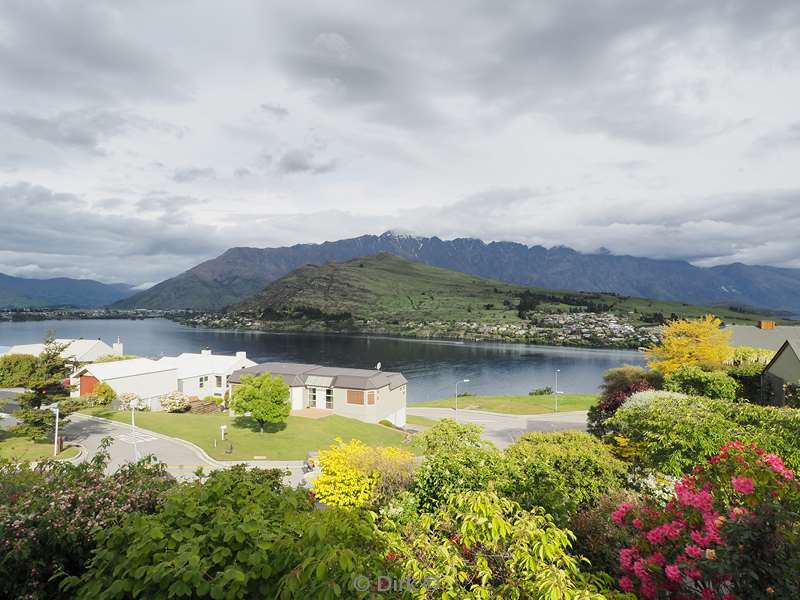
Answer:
416;418;489;455
529;386;553;395
663;365;739;401
312;438;416;508
387;489;625;599
117;392;145;411
587;365;661;437
92;382;116;405
413;445;509;511
505;431;628;521
607;393;800;475
726;361;765;403
623;389;688;410
159;390;190;413
570;490;640;578
230;372;291;432
0;353;37;387
68;466;394;599
726;345;775;367
614;441;800;599
0;446;174;600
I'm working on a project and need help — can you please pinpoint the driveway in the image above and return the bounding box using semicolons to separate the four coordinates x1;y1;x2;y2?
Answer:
64;413;307;486
407;407;588;448
0;388;24;428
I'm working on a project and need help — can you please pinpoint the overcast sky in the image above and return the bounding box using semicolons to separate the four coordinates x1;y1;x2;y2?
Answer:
1;0;799;286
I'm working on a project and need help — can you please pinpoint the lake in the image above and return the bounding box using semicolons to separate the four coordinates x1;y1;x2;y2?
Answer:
0;319;646;402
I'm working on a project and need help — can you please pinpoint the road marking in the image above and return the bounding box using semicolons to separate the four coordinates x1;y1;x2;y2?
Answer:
116;433;158;444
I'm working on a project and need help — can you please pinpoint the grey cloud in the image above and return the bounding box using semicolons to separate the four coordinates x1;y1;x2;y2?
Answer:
260;103;289;118
276;149;336;174
172;167;217;183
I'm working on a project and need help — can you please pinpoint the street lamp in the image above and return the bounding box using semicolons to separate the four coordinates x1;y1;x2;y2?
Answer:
130;397;140;461
554;369;561;413
455;378;470;415
47;402;59;457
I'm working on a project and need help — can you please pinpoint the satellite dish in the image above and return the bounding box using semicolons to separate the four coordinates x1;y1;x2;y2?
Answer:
376;361;382;370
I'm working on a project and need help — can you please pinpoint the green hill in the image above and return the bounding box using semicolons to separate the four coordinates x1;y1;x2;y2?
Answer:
230;254;788;336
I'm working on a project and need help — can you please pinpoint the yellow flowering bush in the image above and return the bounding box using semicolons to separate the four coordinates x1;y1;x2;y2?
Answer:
312;438;415;508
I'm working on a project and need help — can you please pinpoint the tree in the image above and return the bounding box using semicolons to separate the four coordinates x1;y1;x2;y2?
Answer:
230;372;291;432
0;353;37;387
416;418;489;455
646;314;733;375
13;408;60;442
16;332;70;410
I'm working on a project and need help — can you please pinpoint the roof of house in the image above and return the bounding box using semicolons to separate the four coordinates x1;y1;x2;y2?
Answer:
229;362;408;390
764;339;800;374
724;326;800;351
5;338;112;360
78;357;176;380
156;353;256;379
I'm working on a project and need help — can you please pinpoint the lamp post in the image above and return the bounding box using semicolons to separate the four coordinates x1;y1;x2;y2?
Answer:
130;398;139;461
49;402;59;457
554;369;561;413
455;378;470;416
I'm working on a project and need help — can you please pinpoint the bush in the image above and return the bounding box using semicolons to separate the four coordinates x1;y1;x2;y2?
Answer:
570;490;640;578
0;353;37;387
607;393;800;475
312;438;416;508
159;390;190;413
0;446;174;600
505;432;628;521
68;466;394;599
727;345;775;366
387;489;625;599
622;389;688;409
587;365;662;437
614;441;800;599
663;364;739;401
416;418;489;455
92;382;116;406
117;392;145;411
726;361;765;403
529;386;553;395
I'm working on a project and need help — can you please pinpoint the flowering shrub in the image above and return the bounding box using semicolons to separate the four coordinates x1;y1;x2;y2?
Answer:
614;441;800;599
117;391;146;411
624;390;688;410
159;390;190;412
312;438;416;508
0;443;174;599
588;366;661;437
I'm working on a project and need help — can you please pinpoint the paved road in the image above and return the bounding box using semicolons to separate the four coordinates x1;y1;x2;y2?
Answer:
407;407;588;448
64;414;307;486
0;388;24;428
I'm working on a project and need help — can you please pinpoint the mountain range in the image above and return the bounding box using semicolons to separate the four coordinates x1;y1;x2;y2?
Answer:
115;232;800;314
0;273;136;308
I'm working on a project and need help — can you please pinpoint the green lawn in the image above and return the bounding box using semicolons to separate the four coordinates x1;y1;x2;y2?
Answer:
0;430;80;462
412;393;598;415
405;414;441;428
82;408;418;460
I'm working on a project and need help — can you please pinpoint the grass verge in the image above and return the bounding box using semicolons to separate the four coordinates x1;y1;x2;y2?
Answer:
0;430;80;461
412;393;598;415
81;407;419;460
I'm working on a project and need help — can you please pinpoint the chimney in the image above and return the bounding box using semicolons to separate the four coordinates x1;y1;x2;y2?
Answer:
236;351;246;359
201;348;212;356
112;336;124;356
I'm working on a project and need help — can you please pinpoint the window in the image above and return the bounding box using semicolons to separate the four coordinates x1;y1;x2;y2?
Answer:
325;388;333;409
367;391;376;405
347;390;365;405
215;375;223;387
199;375;208;389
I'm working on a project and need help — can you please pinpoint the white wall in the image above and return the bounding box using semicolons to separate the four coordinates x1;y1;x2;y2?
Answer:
106;369;178;409
290;386;305;410
328;384;407;426
179;373;228;398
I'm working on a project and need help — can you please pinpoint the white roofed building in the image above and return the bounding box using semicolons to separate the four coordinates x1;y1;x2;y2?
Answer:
4;337;124;364
156;350;255;398
70;358;177;408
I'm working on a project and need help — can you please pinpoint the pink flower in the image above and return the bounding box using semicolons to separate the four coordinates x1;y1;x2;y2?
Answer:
665;564;682;583
731;476;755;495
620;547;638;570
685;545;703;559
612;502;634;526
701;589;716;600
618;576;634;593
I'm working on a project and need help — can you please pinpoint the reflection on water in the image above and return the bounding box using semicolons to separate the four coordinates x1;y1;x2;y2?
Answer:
0;319;645;402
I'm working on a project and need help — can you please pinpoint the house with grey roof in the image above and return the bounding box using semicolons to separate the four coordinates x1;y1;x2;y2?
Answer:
724;325;800;351
762;340;800;406
228;362;408;427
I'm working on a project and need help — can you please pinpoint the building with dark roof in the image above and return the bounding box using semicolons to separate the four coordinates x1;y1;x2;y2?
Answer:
229;362;408;427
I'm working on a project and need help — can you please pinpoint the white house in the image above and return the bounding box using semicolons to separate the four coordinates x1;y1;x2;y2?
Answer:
5;337;124;363
228;362;408;427
70;358;177;408
70;349;256;410
156;350;256;398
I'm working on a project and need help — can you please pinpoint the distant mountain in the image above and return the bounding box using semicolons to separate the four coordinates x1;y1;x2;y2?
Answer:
114;231;800;314
0;272;136;308
232;253;780;328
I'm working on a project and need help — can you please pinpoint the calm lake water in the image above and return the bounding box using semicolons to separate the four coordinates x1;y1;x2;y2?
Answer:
0;319;645;402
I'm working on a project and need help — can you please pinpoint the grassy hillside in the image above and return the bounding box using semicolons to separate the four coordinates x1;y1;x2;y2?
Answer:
233;254;787;327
